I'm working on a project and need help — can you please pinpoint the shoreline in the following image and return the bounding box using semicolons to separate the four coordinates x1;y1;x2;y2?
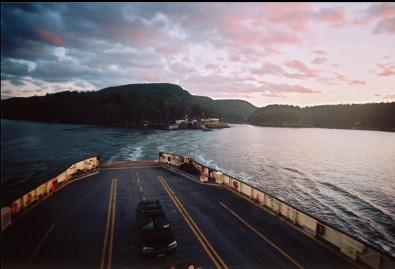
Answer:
249;123;395;133
2;118;394;132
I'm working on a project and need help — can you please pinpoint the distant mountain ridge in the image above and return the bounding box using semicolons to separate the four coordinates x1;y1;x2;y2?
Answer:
1;83;256;126
248;103;395;131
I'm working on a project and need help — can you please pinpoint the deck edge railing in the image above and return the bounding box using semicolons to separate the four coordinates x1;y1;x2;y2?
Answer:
1;156;101;231
159;152;394;269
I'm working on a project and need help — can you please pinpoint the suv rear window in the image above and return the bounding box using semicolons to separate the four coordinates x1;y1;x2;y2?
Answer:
142;215;169;231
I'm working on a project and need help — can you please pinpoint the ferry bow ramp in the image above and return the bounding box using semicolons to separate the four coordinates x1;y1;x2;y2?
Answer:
1;154;394;269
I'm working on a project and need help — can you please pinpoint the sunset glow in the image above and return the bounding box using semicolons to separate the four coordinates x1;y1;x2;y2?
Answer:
1;3;394;106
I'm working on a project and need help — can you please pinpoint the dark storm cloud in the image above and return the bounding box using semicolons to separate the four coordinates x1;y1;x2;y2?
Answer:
1;74;26;86
1;3;393;104
1;3;183;90
1;4;64;57
0;3;270;91
2;4;151;51
1;58;31;77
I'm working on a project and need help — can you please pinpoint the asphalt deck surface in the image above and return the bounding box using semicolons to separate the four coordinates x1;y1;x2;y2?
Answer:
2;162;360;269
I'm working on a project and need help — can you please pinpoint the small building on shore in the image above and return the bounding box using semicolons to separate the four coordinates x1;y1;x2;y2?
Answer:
201;118;230;129
170;117;230;130
168;124;179;130
201;118;221;124
176;119;187;125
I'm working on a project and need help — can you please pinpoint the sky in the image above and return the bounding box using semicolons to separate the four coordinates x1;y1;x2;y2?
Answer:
1;3;395;107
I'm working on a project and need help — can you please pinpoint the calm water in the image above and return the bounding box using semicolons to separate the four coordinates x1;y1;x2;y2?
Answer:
1;119;395;256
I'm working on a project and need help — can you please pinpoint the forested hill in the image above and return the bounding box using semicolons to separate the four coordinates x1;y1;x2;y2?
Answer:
1;83;256;126
3;83;393;131
248;103;395;131
193;96;256;123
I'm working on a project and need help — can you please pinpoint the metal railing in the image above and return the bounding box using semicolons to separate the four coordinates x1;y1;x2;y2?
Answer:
1;156;101;231
159;152;394;269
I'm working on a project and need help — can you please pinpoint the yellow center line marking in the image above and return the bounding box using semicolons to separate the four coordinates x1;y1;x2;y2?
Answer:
108;179;117;269
25;224;55;265
157;176;228;269
157;176;221;269
100;179;114;269
219;202;304;269
100;178;117;269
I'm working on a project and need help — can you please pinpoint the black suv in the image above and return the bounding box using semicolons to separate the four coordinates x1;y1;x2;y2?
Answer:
136;200;177;254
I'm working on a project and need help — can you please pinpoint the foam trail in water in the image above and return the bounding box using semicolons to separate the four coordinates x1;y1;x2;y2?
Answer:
126;145;143;160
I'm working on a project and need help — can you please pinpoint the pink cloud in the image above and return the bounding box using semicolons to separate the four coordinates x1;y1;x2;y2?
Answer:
336;74;366;86
250;58;352;84
373;17;395;34
352;3;395;34
223;24;300;48
250;62;285;76
378;69;395;77
157;44;188;56
260;3;313;31
183;71;322;100
124;27;163;46
286;59;318;78
366;3;395;19
250;60;326;81
384;94;395;99
348;80;366;86
314;7;347;26
311;50;327;55
170;62;196;76
259;4;346;30
198;3;349;58
311;57;327;65
205;63;221;71
262;92;286;98
37;29;63;46
261;81;320;95
229;54;241;62
226;46;279;63
264;31;300;44
376;61;395;77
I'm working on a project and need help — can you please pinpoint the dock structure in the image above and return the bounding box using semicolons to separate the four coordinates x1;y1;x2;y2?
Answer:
2;159;385;269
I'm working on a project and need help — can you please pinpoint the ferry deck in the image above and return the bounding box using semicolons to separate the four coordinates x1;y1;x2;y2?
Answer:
2;160;369;269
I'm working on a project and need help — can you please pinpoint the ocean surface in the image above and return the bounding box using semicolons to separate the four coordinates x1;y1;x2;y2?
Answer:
1;119;395;256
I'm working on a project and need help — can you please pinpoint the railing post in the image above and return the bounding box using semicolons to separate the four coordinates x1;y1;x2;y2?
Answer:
1;207;12;231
